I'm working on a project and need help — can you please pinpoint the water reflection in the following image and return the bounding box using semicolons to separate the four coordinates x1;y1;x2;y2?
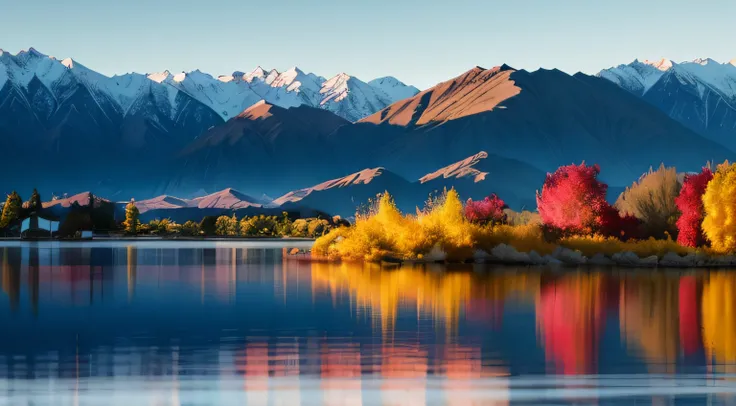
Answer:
1;243;736;404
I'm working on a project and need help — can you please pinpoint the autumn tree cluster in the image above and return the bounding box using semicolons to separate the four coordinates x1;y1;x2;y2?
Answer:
465;194;507;225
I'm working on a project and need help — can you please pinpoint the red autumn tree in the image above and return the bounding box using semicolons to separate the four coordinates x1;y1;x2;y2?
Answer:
537;163;639;238
465;194;508;225
674;167;713;247
536;163;610;233
599;205;641;240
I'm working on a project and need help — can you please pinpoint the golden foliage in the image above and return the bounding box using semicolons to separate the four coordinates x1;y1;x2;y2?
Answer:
314;190;476;261
475;224;556;255
559;235;692;258
615;164;681;239
315;189;703;262
703;161;736;254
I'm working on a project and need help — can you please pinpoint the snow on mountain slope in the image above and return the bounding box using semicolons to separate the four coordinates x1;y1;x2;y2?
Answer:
0;57;7;89
600;57;736;101
640;63;736;150
248;67;324;107
643;58;674;71
149;66;405;121
676;58;736;101
0;48;69;91
1;47;416;123
597;59;670;96
368;76;420;101
150;69;264;120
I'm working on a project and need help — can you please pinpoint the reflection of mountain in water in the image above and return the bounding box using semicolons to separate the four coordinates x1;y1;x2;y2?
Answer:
0;244;733;387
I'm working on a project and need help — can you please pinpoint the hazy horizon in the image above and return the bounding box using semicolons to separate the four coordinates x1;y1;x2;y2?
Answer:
4;0;736;89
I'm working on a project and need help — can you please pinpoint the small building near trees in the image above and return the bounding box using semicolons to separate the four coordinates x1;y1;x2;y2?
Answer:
20;212;60;240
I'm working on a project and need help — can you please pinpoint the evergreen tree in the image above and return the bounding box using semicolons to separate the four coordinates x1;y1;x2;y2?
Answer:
199;216;218;236
123;200;140;235
27;189;41;212
0;191;22;229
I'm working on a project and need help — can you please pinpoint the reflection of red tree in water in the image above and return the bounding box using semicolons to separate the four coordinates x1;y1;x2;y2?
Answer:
679;276;702;356
465;298;504;329
537;274;611;375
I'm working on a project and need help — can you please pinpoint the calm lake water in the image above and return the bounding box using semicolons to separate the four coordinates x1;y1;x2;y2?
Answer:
2;241;736;405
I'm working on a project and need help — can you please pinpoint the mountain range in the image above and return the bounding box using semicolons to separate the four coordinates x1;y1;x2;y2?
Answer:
598;57;736;150
2;48;736;218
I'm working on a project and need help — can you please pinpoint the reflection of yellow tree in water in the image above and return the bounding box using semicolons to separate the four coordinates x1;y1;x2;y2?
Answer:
703;272;736;373
127;245;137;301
1;247;20;311
619;274;679;373
309;262;540;337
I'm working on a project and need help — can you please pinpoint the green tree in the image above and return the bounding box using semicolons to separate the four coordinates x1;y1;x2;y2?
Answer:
58;210;93;238
0;191;22;229
26;189;42;212
123;200;140;235
199;216;218;236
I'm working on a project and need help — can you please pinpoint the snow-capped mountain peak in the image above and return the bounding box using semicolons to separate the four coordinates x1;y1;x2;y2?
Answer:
693;57;719;66
216;74;235;83
368;76;420;101
0;47;421;123
597;59;668;95
320;72;352;102
147;70;171;83
18;47;48;59
642;58;673;71
270;67;301;89
60;58;74;69
243;66;266;83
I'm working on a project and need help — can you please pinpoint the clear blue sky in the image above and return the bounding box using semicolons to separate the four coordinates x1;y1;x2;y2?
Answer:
2;0;735;89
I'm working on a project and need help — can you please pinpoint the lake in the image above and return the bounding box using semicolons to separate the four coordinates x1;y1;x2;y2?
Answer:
1;241;736;405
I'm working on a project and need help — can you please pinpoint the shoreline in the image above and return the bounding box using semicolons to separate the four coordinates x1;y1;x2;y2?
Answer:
289;243;736;269
2;237;316;243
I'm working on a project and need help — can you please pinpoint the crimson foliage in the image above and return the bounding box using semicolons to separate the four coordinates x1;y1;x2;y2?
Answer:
537;163;639;238
674;167;713;247
465;194;507;225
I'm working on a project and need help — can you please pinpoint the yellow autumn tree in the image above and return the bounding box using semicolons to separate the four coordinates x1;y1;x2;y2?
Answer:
122;200;140;235
702;161;736;253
